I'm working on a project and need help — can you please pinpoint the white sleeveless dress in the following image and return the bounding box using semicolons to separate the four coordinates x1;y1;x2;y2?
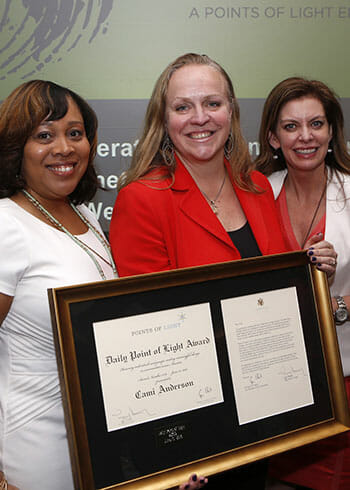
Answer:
0;199;115;490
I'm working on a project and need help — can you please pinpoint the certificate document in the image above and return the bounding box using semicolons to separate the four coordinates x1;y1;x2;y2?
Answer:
93;303;223;431
221;287;314;425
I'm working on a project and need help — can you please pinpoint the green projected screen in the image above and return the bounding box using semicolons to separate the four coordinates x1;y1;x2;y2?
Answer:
1;0;349;229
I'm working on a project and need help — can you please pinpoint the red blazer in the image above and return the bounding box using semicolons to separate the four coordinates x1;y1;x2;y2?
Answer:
110;160;287;277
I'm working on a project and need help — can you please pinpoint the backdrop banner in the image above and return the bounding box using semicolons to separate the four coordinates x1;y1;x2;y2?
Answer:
1;0;350;231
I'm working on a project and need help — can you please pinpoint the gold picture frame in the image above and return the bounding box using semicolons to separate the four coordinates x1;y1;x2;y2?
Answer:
48;251;350;490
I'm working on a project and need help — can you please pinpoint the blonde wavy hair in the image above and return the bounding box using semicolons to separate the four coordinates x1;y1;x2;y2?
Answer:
118;53;256;192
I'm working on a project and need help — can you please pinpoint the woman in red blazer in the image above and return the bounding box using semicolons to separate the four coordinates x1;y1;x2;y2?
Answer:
112;153;285;276
110;53;334;489
110;53;332;278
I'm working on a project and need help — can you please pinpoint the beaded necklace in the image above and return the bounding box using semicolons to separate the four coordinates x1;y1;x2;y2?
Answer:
21;189;117;280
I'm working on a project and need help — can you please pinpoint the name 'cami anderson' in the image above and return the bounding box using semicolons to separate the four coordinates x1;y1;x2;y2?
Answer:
135;380;195;399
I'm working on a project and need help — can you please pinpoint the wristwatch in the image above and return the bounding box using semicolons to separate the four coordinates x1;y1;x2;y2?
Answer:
334;296;349;324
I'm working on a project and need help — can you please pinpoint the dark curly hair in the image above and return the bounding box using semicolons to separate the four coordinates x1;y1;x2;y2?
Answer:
0;80;99;204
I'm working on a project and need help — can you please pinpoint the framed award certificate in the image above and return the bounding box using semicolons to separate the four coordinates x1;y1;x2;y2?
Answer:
48;251;350;489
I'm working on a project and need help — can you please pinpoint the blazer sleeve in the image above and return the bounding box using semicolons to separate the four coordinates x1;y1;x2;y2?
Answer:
109;183;173;277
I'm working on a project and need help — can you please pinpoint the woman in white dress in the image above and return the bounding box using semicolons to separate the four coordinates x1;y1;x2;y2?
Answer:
0;80;118;490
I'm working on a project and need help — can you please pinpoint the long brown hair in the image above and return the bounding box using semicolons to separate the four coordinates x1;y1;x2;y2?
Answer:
255;77;350;176
118;53;256;192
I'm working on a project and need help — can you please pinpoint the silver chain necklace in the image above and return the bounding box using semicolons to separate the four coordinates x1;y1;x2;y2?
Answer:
21;189;117;280
198;170;226;215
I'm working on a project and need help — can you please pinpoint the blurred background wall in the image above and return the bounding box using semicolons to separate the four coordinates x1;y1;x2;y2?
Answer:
1;0;349;231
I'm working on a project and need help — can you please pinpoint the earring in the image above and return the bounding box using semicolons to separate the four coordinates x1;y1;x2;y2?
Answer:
224;132;234;159
327;148;333;153
272;149;279;160
161;133;175;167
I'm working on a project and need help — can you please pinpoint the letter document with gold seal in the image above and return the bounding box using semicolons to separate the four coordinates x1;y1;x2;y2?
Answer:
221;286;313;425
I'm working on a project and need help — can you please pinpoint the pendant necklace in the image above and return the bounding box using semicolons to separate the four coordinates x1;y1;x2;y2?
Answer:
199;169;227;215
21;189;117;280
300;179;327;249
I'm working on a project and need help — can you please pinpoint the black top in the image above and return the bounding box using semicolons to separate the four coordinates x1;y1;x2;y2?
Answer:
208;223;265;489
227;221;261;258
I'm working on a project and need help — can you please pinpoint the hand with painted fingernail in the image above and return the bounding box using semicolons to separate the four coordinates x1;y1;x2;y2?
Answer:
178;473;208;489
304;234;337;279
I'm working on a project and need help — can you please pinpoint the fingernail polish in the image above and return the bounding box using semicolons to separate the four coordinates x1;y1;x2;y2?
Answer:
192;474;198;482
311;256;317;262
308;250;314;256
185;485;190;490
200;478;205;484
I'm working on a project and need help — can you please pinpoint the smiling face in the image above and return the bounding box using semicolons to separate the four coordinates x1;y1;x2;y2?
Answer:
269;96;332;174
165;64;232;168
21;97;90;203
